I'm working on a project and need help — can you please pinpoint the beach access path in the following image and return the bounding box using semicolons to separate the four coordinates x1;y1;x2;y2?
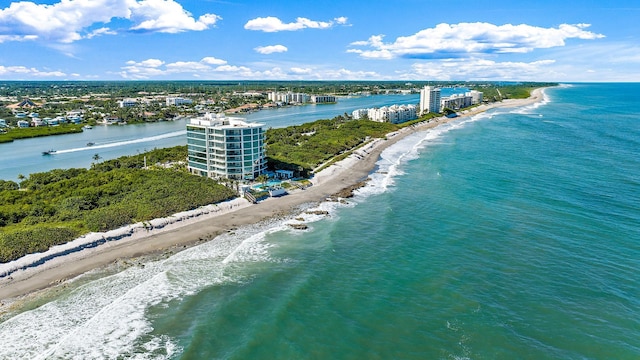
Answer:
0;89;545;303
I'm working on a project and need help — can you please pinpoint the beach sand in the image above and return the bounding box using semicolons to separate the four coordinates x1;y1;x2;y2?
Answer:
0;89;545;303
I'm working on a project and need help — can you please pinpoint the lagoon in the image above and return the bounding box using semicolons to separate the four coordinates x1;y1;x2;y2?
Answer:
0;93;422;181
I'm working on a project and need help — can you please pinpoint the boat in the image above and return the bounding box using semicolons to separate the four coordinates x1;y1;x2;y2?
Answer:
42;150;57;155
82;125;93;129
86;142;95;146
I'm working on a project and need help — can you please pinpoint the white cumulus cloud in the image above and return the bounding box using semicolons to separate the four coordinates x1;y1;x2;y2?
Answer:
407;58;557;81
334;17;348;25
348;22;605;59
117;56;389;80
289;67;312;74
254;45;288;54
0;65;66;77
128;0;221;33
0;0;220;44
244;16;345;32
120;56;235;79
201;56;227;65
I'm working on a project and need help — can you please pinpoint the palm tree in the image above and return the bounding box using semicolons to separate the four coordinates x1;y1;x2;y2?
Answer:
92;153;101;163
256;174;269;187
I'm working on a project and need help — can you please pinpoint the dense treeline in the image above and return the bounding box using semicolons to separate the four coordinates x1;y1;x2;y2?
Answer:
471;82;557;101
0;152;234;263
0;124;84;143
90;146;187;172
1;80;558;98
266;115;399;175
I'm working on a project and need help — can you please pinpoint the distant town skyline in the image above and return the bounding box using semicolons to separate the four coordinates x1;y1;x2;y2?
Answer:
1;0;638;82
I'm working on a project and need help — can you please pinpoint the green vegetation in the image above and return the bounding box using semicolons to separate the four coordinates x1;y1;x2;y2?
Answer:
266;114;402;175
471;82;557;101
0;180;19;191
0;81;553;263
90;146;187;172
0;150;234;263
0;124;84;143
0;80;556;99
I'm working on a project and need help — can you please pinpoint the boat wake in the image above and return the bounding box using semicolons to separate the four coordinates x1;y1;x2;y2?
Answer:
54;130;186;154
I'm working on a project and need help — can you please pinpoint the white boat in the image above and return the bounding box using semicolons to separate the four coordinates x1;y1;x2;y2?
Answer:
42;150;57;155
82;125;93;129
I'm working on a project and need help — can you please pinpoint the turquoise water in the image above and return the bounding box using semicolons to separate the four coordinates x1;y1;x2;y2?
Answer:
1;84;639;359
252;179;283;190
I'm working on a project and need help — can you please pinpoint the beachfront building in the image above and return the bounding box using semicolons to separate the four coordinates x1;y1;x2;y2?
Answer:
468;90;483;104
187;113;266;181
386;104;417;124
441;94;472;110
440;90;484;111
419;86;441;114
353;104;417;124
352;108;368;119
166;97;193;106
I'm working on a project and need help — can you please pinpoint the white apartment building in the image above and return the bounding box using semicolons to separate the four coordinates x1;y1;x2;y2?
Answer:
440;90;484;110
187;113;266;181
166;97;193;106
367;107;388;122
419;86;441;114
467;90;483;104
291;93;310;103
118;98;137;108
355;104;417;124
311;95;337;103
268;92;310;104
352;108;368;119
386;104;417;124
441;94;472;110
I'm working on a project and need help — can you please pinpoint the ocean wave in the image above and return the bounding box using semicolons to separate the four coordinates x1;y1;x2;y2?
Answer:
0;99;548;358
354;115;492;200
0;217;289;359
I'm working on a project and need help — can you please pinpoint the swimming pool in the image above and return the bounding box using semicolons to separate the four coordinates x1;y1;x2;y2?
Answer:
252;179;283;190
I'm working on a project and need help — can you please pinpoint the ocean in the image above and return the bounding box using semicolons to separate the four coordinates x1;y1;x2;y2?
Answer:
1;83;638;359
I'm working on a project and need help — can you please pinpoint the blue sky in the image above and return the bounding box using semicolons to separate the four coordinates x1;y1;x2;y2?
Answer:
0;0;638;81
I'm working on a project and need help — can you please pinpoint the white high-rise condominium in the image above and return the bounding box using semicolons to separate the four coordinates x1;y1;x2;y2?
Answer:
419;86;441;114
187;113;266;181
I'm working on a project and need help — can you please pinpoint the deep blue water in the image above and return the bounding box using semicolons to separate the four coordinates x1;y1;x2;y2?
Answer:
1;84;638;359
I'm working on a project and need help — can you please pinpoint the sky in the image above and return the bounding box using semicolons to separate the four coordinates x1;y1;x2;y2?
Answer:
0;0;639;82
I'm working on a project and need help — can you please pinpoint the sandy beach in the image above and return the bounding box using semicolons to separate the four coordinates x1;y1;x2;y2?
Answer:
0;88;545;303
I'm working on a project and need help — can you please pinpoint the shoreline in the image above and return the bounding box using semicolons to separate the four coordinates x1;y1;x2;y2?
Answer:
0;88;546;304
